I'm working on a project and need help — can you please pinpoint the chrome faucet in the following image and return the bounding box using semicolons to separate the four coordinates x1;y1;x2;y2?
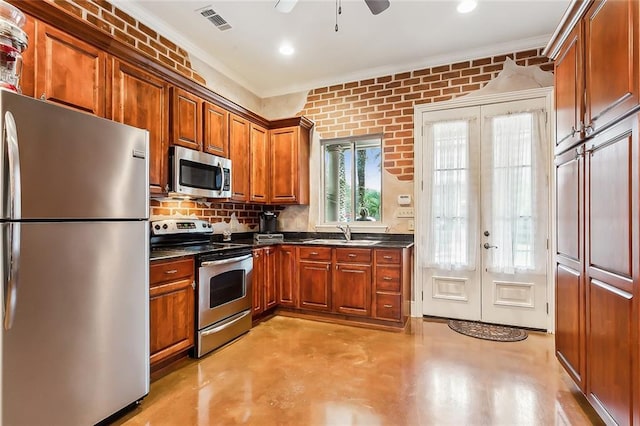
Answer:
337;224;351;241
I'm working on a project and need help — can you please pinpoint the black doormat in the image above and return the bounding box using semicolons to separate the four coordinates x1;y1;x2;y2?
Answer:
447;319;528;342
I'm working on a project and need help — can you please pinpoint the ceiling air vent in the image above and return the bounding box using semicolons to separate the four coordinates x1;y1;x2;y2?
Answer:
196;6;232;31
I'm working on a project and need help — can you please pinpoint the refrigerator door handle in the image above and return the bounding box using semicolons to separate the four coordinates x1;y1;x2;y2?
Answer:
4;221;19;330
5;111;21;220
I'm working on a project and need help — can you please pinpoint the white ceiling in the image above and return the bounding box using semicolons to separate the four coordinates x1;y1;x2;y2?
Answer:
115;0;569;98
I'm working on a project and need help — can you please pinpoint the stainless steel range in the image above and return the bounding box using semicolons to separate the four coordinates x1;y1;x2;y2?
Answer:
150;218;253;358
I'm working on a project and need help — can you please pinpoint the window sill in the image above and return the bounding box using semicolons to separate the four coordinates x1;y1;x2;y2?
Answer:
315;224;389;234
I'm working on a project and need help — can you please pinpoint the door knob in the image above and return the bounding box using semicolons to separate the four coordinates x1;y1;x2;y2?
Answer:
484;230;490;237
483;243;498;249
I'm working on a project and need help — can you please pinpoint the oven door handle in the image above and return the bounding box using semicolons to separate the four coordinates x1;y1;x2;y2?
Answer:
201;310;251;337
201;254;252;267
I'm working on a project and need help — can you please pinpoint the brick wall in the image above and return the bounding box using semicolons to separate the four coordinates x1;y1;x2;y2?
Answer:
299;48;553;182
150;200;264;229
46;0;206;84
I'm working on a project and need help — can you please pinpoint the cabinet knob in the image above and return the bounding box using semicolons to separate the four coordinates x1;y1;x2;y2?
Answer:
383;255;393;259
383;304;393;308
383;277;392;281
40;92;46;100
164;269;178;274
348;253;357;258
310;251;318;255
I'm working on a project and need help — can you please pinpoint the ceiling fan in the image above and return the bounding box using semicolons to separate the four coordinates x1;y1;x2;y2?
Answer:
275;0;390;15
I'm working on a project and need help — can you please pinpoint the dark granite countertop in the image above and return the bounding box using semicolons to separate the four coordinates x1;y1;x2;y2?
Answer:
150;232;414;262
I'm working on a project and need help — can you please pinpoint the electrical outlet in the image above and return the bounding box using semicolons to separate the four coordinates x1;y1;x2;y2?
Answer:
397;207;414;218
408;219;415;231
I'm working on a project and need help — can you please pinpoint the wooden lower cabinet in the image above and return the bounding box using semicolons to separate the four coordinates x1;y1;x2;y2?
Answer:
149;257;195;370
298;260;332;311
288;246;410;326
252;247;278;318
333;248;372;316
277;245;297;307
554;116;640;425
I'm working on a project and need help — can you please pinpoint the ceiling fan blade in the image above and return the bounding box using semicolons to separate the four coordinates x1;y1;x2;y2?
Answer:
364;0;390;15
275;0;298;13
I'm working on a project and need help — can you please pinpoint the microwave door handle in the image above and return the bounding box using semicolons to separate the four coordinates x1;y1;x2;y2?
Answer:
219;162;225;192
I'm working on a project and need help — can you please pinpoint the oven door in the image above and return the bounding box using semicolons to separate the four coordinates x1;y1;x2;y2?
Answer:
198;254;253;329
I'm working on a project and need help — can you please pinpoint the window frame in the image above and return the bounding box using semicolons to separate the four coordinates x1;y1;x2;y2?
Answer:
320;133;384;225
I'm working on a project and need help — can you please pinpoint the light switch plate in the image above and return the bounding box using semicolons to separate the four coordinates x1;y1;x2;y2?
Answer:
397;207;414;218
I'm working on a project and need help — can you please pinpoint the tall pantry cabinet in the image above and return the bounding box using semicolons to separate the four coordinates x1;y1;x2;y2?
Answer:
545;1;640;425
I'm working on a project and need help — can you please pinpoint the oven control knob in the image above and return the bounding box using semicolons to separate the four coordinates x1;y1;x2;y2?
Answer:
162;224;168;230
154;224;160;230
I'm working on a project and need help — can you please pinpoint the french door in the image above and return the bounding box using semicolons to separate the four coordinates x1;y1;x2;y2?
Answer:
419;97;549;329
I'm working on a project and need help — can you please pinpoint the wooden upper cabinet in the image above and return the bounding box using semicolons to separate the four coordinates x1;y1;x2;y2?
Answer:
270;124;310;204
203;101;229;157
36;23;106;116
111;59;169;193
554;25;583;153
171;88;202;150
250;123;269;203
584;0;639;135
229;113;250;201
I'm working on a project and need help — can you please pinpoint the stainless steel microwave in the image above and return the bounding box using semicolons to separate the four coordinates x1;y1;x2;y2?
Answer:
169;146;232;198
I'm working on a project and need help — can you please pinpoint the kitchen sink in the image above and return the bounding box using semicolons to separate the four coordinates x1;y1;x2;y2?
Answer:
303;239;380;246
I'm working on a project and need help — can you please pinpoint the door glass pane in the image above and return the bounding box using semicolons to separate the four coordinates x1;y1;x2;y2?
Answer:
430;120;470;266
491;113;534;270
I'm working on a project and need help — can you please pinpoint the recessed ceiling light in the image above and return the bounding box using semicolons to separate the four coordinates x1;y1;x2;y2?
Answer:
457;0;477;13
279;44;295;56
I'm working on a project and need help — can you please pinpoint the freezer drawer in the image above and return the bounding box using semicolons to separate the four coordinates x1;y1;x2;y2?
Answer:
2;221;149;426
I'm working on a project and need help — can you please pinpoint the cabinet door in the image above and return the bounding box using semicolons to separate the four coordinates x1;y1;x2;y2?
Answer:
250;124;269;203
203;101;229;157
112;60;169;193
584;118;638;425
278;245;297;307
299;260;332;311
171;88;202;150
555;147;586;390
264;247;278;310
270;127;299;203
252;249;264;316
36;23;106;116
333;263;371;316
149;258;195;367
229;113;250;201
584;0;639;135
554;25;583;153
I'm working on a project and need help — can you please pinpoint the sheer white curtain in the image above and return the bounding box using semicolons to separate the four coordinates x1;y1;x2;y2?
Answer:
422;118;478;270
482;110;548;274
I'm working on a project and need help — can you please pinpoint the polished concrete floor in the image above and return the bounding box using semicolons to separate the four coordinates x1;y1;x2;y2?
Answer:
117;316;602;425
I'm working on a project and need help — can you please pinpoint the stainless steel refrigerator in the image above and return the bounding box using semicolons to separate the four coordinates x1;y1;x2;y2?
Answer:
0;90;150;425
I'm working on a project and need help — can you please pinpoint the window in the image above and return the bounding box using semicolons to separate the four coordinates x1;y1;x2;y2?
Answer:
322;135;382;223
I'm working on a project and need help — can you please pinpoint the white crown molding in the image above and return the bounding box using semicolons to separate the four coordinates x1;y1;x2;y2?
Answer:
259;34;553;97
108;4;552;100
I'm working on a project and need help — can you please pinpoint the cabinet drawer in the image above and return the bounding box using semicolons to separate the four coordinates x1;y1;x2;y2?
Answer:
299;246;332;261
150;258;194;285
375;293;401;321
375;249;401;265
375;266;401;292
335;248;371;263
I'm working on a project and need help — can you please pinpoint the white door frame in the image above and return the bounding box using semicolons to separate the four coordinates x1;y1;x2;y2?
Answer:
413;87;556;332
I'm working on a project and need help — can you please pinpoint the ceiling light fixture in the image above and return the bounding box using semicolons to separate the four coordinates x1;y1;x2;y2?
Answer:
457;0;477;14
275;0;298;13
279;44;295;56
